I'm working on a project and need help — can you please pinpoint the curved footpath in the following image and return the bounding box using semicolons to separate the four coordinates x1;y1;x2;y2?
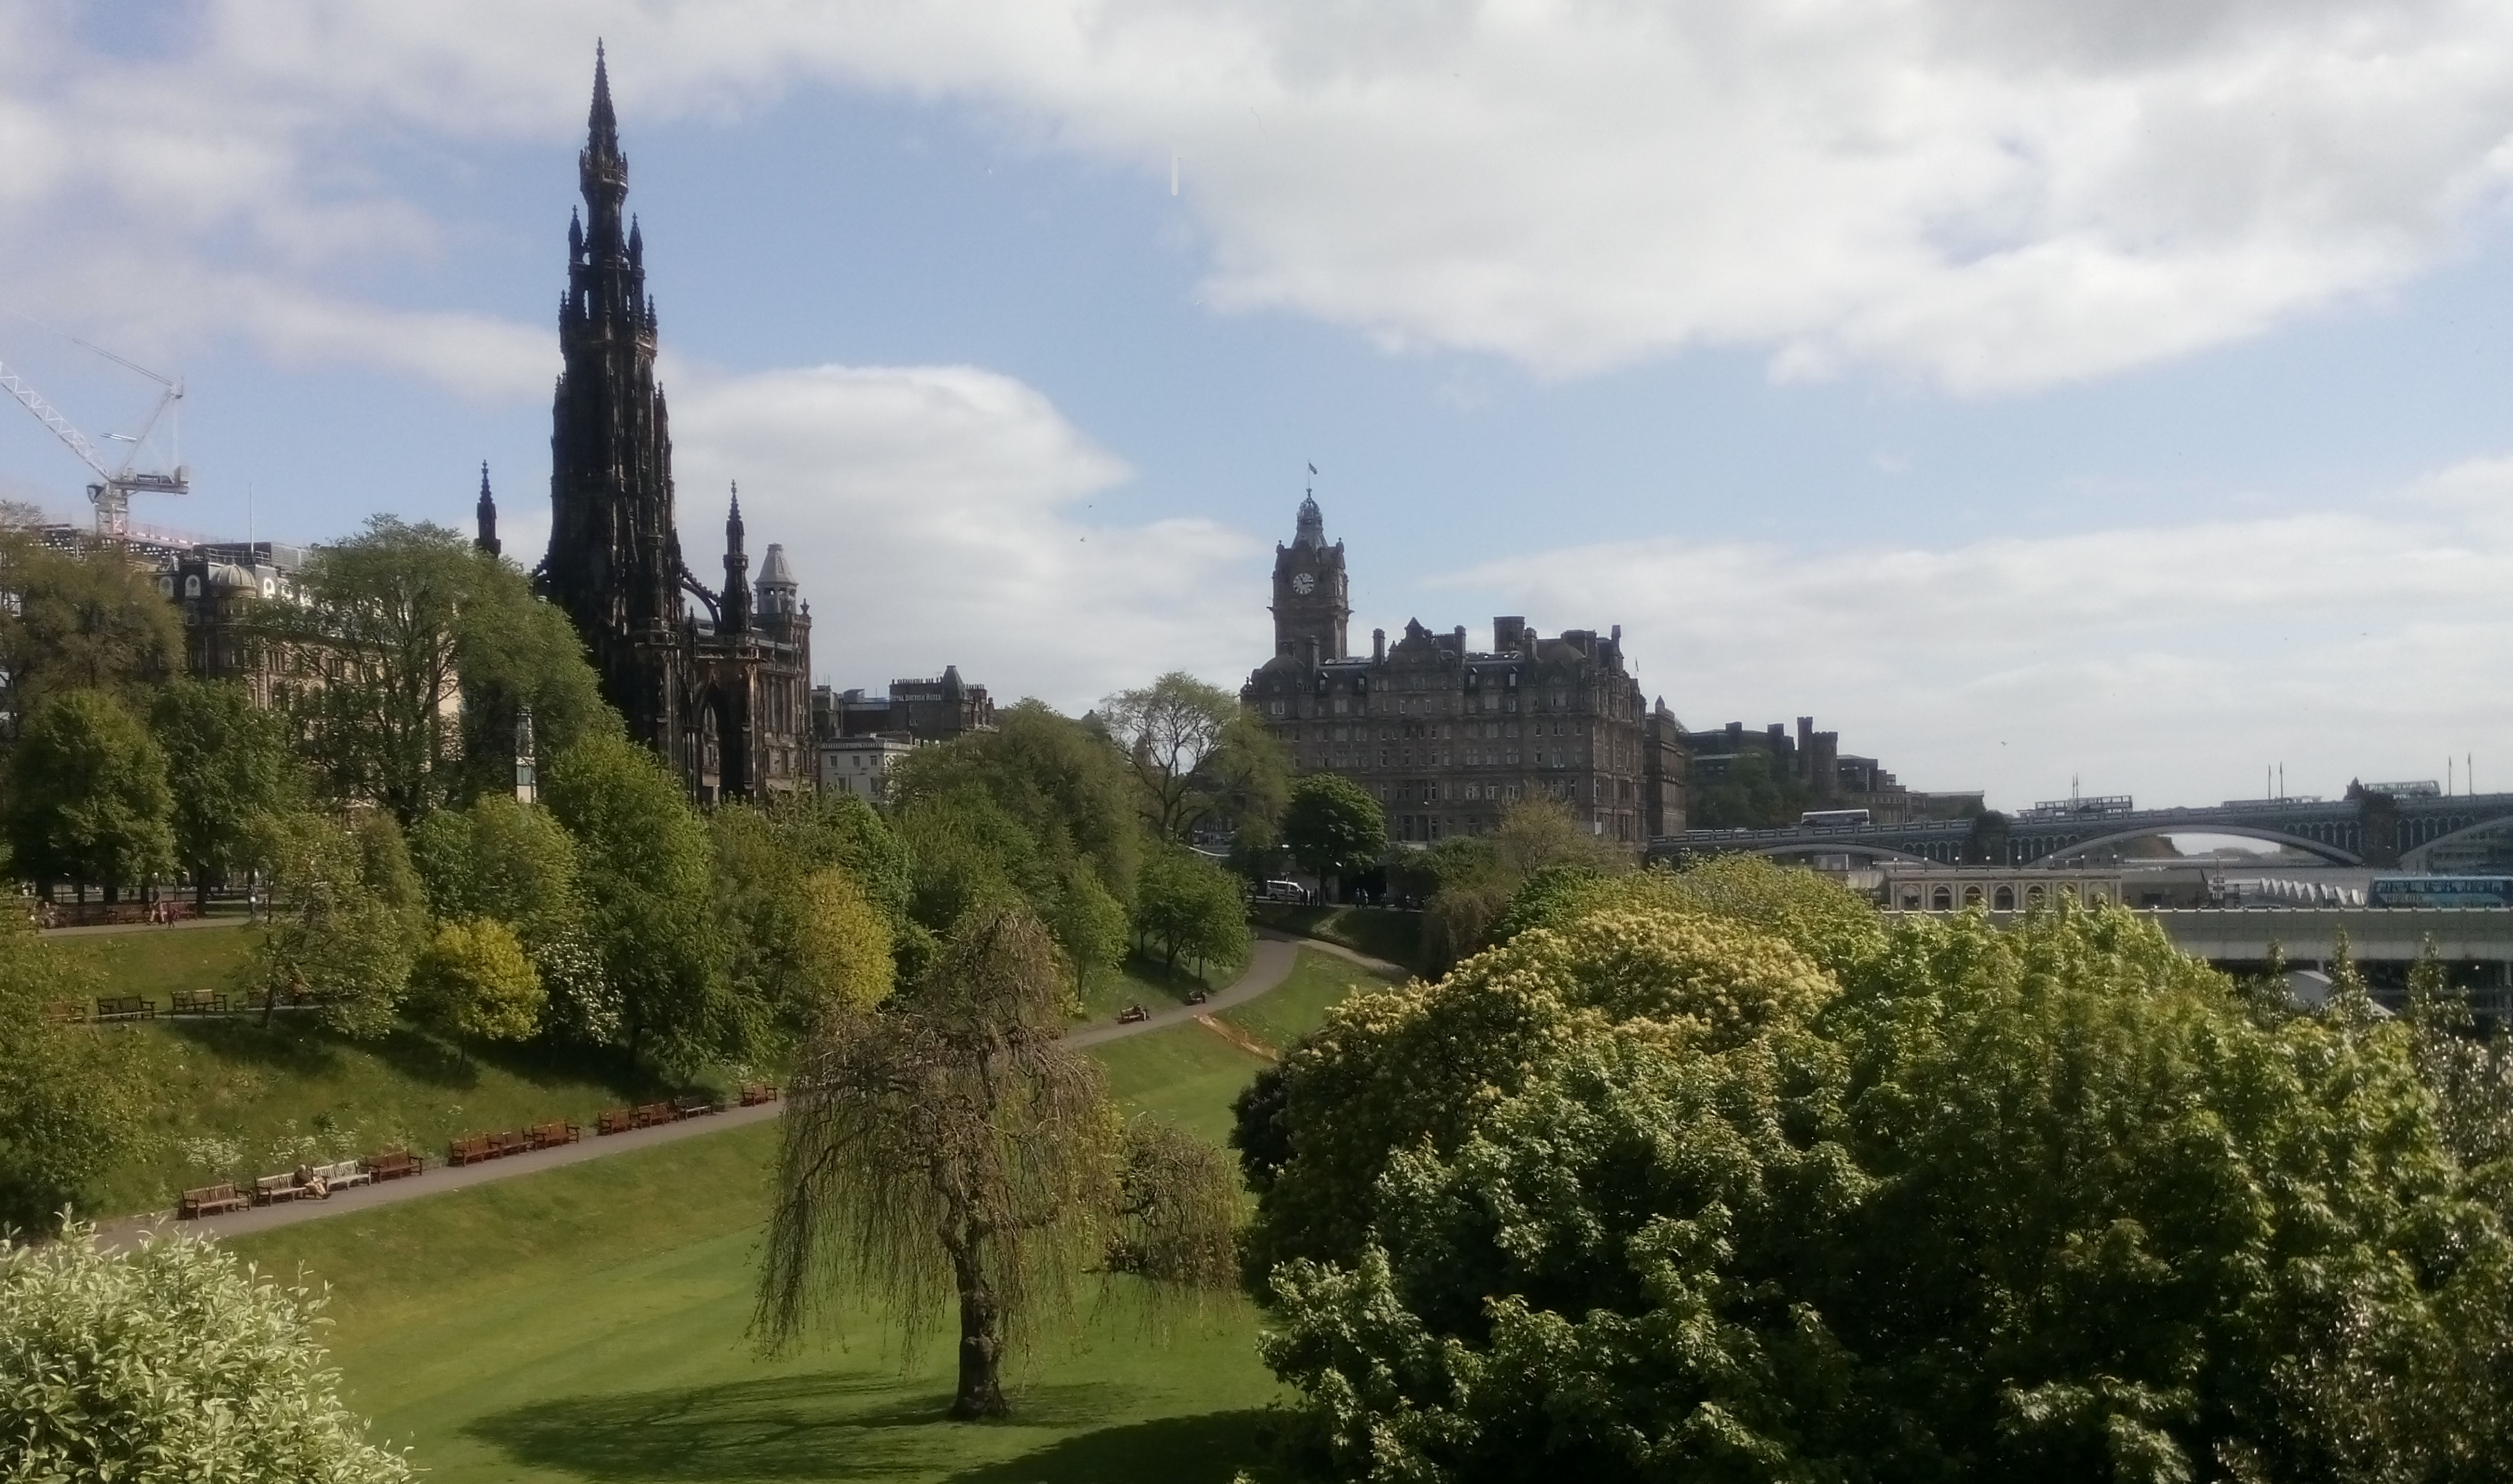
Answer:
99;928;1406;1249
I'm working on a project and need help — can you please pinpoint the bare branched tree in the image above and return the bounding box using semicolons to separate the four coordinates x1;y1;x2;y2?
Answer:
755;901;1236;1418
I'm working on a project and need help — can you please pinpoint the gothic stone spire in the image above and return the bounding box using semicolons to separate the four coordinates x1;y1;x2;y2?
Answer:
474;461;500;556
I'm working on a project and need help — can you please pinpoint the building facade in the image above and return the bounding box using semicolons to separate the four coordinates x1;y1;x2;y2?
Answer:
812;666;996;744
817;734;914;804
1241;496;1663;845
525;51;812;803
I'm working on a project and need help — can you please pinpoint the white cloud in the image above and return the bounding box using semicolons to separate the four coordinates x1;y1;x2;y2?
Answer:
638;361;1268;708
8;1;2513;392
1436;457;2513;808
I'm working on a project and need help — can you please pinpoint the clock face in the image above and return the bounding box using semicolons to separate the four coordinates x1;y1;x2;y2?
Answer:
1290;571;1318;596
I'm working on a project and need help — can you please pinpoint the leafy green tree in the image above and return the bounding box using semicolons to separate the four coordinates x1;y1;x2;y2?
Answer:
1281;773;1386;892
1098;674;1290;845
410;918;545;1042
765;790;912;928
0;528;180;707
149;678;299;908
1133;845;1252;977
6;688;174;903
0;1223;412;1480
246;811;421;1038
1253;892;2513;1483
0;925;136;1232
274;517;617;826
1416;797;1634;970
408;792;611;1043
794;868;894;1015
890;700;1139;905
543;733;719;1067
757;903;1235;1419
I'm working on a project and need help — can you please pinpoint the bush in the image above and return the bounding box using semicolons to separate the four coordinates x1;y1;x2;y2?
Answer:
1254;899;2513;1483
0;926;134;1233
410;917;545;1042
0;1223;412;1481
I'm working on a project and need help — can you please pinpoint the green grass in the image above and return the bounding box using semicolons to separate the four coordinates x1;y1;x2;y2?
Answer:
1247;903;1425;972
86;1017;673;1219
1074;952;1239;1025
1220;949;1402;1056
222;1023;1294;1483
52;921;260;1002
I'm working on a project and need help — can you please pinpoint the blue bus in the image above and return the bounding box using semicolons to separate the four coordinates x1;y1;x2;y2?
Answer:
2368;876;2513;908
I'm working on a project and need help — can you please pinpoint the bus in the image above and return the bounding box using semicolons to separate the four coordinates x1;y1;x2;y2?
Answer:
1799;809;1872;828
2367;876;2513;909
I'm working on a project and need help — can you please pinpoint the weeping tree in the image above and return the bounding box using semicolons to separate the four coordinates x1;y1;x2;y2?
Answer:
755;902;1237;1419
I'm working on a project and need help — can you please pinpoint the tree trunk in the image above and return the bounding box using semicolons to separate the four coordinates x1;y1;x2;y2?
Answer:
948;1241;1008;1420
194;871;210;912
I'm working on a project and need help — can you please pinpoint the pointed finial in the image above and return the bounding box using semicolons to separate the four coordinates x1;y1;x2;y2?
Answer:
479;460;491;497
588;42;619;155
628;214;643;265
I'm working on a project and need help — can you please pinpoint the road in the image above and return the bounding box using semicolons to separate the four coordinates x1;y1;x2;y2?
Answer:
100;928;1406;1247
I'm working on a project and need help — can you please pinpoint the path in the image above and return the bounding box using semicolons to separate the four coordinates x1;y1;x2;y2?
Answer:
103;927;1401;1247
41;914;252;939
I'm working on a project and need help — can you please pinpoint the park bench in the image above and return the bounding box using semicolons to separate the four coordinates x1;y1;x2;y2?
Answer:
168;989;230;1015
491;1129;530;1159
313;1159;370;1191
252;1172;306;1205
739;1083;779;1106
39;1000;84;1024
674;1094;719;1119
632;1101;679;1129
178;1183;248;1219
448;1134;497;1166
529;1119;581;1149
94;995;155;1022
597;1108;633;1136
365;1150;422;1181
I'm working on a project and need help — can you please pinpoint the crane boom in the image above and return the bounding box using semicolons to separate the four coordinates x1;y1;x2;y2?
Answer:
0;359;111;480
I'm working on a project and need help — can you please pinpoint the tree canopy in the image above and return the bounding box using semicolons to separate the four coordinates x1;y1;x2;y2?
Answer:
0;527;180;707
1281;772;1387;886
6;688;174;900
1097;672;1289;845
0;924;135;1232
1246;872;2513;1483
150;678;299;907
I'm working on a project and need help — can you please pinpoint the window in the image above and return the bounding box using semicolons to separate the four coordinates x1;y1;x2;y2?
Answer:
1994;886;2015;911
1932;886;1954;910
2027;885;2046;908
1900;890;1921;910
1269;700;1283;715
1963;886;1984;907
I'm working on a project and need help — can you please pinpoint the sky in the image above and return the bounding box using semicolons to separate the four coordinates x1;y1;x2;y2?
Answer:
1;0;2511;811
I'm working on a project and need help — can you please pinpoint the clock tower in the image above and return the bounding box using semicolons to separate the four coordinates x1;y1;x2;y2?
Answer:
1271;494;1349;659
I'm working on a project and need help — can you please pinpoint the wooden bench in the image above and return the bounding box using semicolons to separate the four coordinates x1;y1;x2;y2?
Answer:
252;1172;306;1205
530;1119;581;1149
448;1134;497;1166
94;995;155;1022
178;1183;248;1219
491;1129;530;1159
597;1109;633;1136
39;1000;85;1024
312;1159;370;1191
633;1101;679;1129
365;1150;422;1181
739;1083;780;1107
674;1094;719;1119
168;989;230;1014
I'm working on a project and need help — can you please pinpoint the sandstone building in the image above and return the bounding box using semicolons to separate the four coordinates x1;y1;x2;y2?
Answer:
1241;496;1678;845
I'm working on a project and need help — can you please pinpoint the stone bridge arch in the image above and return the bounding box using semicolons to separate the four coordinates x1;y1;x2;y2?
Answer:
2030;823;2362;868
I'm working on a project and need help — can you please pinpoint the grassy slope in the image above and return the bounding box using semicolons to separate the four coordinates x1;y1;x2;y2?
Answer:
1246;903;1425;973
220;996;1376;1484
62;921;669;1218
1220;949;1402;1056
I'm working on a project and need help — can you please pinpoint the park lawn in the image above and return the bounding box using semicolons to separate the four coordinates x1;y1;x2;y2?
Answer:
222;1023;1293;1483
1220;948;1403;1056
51;920;260;1002
86;1016;674;1220
1247;903;1425;973
1074;952;1237;1025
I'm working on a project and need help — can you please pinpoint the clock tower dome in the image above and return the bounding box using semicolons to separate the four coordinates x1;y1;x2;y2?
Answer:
1271;493;1349;659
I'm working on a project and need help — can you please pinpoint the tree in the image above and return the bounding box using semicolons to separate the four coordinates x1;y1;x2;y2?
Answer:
1133;845;1253;977
1251;889;2513;1483
274;517;617;826
756;903;1235;1419
246;811;422;1038
1281;773;1386;892
5;688;174;903
410;918;545;1042
0;924;136;1232
543;733;719;1067
0;1223;412;1481
1413;797;1634;970
1098;673;1287;844
794;868;894;1015
150;678;299;908
890;700;1140;906
408;792;612;1043
0;528;180;708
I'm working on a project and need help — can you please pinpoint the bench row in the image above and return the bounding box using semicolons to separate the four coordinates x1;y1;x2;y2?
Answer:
179;1151;423;1217
48;989;323;1023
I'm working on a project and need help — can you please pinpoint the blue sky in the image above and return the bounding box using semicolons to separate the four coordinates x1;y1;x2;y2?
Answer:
3;2;2511;810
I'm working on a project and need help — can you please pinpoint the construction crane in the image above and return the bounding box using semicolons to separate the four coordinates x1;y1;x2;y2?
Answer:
0;335;187;538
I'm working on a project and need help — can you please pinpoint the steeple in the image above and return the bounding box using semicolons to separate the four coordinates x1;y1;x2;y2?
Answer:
1294;493;1325;550
588;41;619;161
721;484;750;635
474;461;500;557
578;42;630;268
